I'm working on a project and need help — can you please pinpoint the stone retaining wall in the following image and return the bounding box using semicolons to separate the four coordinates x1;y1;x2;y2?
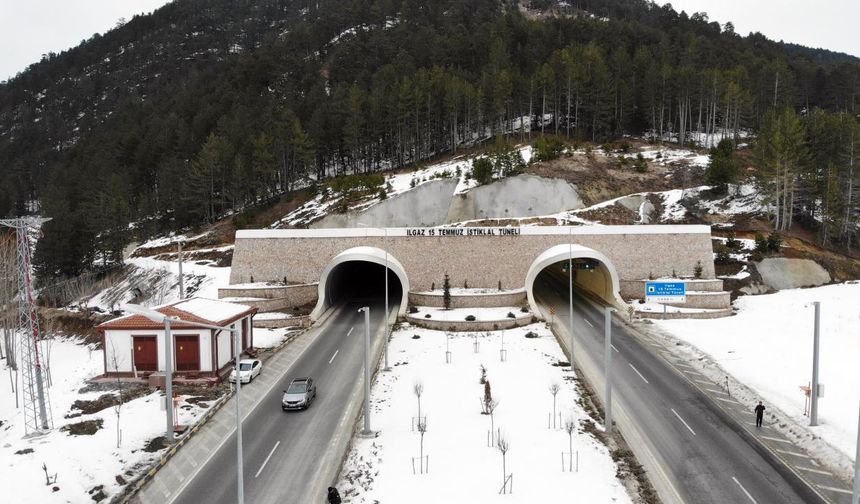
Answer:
253;316;310;329
408;289;527;309
620;278;726;299
219;283;318;309
636;308;733;320
666;291;732;310
406;314;534;332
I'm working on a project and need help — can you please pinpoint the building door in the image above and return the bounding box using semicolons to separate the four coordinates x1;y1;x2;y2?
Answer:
174;335;200;371
132;336;157;372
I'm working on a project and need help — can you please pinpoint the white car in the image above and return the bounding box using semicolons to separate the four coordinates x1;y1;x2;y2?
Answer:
229;359;262;384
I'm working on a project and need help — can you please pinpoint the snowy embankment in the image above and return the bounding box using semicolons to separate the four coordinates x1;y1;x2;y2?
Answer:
337;323;632;503
654;282;860;468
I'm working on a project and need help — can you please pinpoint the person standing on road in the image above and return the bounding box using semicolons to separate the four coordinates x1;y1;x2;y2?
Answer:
327;486;342;504
754;401;766;428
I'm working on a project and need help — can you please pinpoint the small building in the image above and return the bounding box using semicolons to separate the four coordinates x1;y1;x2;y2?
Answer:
97;298;257;380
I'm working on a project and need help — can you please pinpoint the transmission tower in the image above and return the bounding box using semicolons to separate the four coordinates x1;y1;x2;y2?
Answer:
0;217;53;435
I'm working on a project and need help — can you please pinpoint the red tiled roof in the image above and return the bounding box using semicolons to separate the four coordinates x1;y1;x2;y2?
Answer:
97;300;257;332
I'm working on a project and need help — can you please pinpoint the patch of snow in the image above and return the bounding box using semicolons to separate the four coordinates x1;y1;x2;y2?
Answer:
173;297;251;322
252;327;294;348
412;306;529;321
337;323;632;503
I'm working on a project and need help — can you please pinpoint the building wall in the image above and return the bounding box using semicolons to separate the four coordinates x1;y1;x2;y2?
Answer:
105;328;212;373
231;226;716;298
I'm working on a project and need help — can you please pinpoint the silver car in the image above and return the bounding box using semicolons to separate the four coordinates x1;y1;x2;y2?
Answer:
282;377;316;411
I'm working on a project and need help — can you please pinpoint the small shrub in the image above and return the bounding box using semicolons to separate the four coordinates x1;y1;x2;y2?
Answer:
520;306;529;313
715;243;731;263
472;157;494;185
480;365;487;384
506;312;515;319
464;279;469;289
767;232;782;252
648;271;655;280
431;282;435;291
754;233;768;254
498;280;502;291
693;260;703;279
408;306;419;314
633;153;648;173
378;187;387;200
534;135;566;161
465;315;476;321
412;334;421;339
524;331;539;338
424;314;431;319
749;251;764;262
725;232;739;250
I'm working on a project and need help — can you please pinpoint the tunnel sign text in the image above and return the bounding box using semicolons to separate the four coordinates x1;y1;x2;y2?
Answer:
405;227;521;237
645;281;686;303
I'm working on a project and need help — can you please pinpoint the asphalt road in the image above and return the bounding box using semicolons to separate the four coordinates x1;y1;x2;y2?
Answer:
171;298;390;504
534;274;814;504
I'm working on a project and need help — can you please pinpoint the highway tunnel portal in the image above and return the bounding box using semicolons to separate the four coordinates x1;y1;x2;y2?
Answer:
230;225;717;321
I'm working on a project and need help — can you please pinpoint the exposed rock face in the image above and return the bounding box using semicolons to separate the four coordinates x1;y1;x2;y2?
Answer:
312;175;583;228
756;258;831;290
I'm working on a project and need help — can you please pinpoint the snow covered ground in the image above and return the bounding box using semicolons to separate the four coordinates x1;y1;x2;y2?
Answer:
337;323;632;503
411;306;530;322
654;282;860;468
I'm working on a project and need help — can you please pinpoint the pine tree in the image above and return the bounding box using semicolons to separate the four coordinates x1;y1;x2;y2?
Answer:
707;139;740;193
443;273;451;310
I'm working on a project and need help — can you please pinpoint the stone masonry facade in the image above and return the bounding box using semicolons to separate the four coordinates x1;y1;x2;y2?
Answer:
230;226;717;302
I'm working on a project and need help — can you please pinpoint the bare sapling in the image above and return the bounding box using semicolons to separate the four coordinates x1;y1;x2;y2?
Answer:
42;462;57;485
413;380;424;422
564;416;576;472
481;380;493;414
110;344;125;448
479;364;487;384
496;433;510;492
549;383;561;428
417;417;428;474
487;399;499;444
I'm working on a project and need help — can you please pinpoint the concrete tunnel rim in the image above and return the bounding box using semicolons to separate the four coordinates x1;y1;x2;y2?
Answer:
524;244;624;315
311;246;410;320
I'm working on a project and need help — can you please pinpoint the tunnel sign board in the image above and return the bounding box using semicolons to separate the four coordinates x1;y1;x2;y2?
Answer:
645;281;686;303
405;227;521;237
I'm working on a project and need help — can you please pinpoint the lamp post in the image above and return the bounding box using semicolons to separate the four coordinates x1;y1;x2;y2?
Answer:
604;307;615;433
357;223;391;371
811;301;821;427
852;398;860;504
568;226;574;365
358;306;374;436
124;304;245;504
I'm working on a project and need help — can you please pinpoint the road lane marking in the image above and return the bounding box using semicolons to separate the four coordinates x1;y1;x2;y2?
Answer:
329;349;339;364
611;344;619;353
732;476;757;503
797;466;833;476
255;441;281;478
584;318;594;328
629;364;649;384
671;408;696;436
347;327;354;337
816;485;853;495
775;448;812;459
760;435;792;445
715;396;740;405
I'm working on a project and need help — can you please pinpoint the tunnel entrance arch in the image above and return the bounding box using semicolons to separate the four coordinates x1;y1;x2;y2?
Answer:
311;246;410;320
525;244;624;316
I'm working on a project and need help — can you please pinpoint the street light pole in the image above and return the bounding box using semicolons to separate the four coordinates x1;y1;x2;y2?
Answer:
852;398;860;504
164;318;174;444
233;327;244;504
811;301;821;427
568;226;574;365
383;228;390;371
124;304;244;504
358;306;373;435
604;307;614;433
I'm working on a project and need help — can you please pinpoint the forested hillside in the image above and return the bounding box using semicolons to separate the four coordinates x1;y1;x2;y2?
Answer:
0;0;858;279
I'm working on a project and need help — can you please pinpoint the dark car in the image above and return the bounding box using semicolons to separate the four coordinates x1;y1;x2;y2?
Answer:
282;377;317;411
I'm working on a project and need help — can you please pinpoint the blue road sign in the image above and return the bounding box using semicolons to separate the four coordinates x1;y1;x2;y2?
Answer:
645;281;686;303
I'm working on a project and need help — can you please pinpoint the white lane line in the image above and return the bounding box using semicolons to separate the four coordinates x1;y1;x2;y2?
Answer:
611;344;619;353
328;349;339;364
584;318;594;328
629;364;650;384
255;441;281;478
347;327;354;337
732;476;758;503
775;448;812;460
715;396;740;405
671;408;696;436
797;466;833;476
816;485;853;495
760;435;792;445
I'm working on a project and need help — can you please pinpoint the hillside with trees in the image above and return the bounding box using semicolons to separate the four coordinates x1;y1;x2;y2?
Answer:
0;0;857;279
